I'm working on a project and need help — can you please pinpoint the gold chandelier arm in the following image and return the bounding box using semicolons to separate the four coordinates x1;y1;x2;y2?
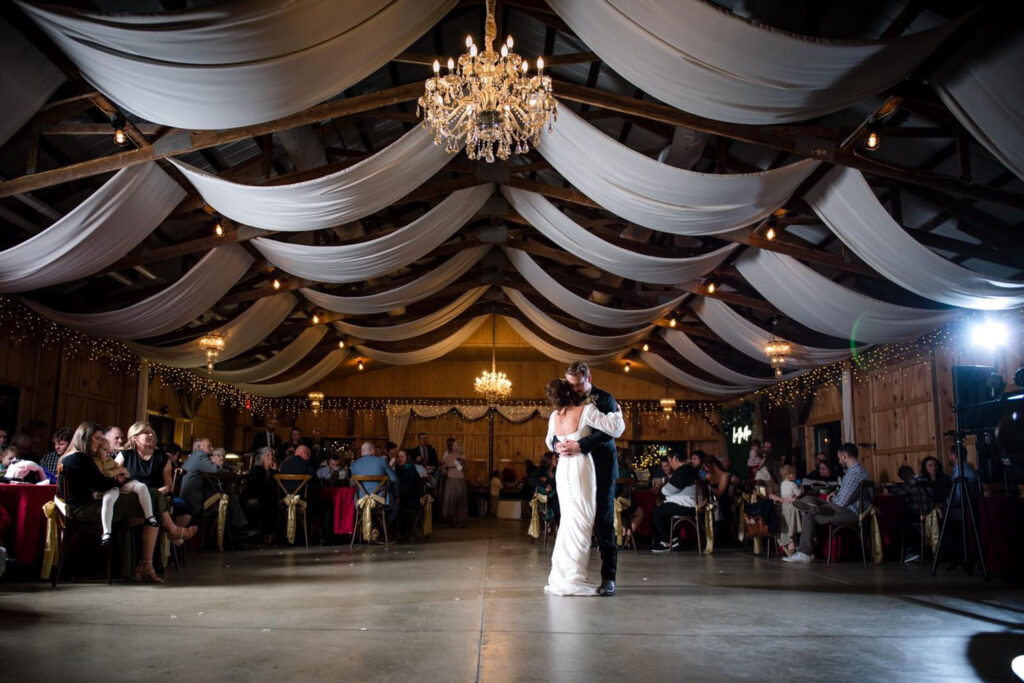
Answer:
485;0;497;48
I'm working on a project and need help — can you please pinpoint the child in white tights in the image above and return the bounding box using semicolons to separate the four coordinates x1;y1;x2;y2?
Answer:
92;443;159;543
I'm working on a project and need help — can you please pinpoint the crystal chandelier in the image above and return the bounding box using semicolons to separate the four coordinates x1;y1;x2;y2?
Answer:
764;337;792;378
659;381;676;413
307;391;324;413
198;333;225;371
474;315;512;402
417;0;556;162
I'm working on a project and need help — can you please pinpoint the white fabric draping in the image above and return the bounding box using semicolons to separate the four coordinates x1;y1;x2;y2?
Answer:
641;351;755;397
19;0;456;130
660;328;792;385
236;348;347;397
251;185;493;282
503;248;685;329
126;293;296;368
387;409;411;446
933;32;1024;182
841;363;855;444
495;405;545;423
409;405;450;418
300;246;490;315
692;296;854;368
807;169;1024;310
503;317;630;365
537;105;818;235
502;186;737;283
354;316;488;365
502;287;653;351
24;245;253;339
333;287;488;342
208;326;327;384
0;164;185;293
735;250;959;344
548;0;961;124
0;17;64;148
172;128;458;232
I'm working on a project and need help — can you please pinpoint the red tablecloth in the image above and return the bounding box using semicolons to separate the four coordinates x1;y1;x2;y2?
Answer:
633;489;656;537
0;484;57;564
978;497;1024;576
317;486;356;535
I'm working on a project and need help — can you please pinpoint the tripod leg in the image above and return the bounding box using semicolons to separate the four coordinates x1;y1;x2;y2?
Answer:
930;485;956;576
959;482;971;575
962;487;989;579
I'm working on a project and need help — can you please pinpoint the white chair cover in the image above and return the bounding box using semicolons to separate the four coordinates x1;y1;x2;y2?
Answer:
251;184;493;282
171;127;457;232
19;0;456;129
0;164;185;293
23;245;253;339
126;293;296;368
502;186;736;284
547;0;962;124
806;167;1024;310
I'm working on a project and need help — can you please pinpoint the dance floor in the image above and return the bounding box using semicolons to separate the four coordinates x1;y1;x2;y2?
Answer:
1;520;1021;682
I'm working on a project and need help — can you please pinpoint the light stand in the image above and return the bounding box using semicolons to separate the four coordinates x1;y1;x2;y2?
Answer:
929;416;988;578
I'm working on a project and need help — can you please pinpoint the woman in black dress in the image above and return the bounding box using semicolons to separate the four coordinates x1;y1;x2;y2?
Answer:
117;421;196;542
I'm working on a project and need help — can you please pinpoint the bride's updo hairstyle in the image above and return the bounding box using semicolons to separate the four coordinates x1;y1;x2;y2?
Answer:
545;378;578;408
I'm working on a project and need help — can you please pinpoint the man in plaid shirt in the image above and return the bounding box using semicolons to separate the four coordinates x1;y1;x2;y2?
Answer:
783;443;871;564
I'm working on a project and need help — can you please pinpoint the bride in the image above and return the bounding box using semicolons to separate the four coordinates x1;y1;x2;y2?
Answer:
543;378;625;596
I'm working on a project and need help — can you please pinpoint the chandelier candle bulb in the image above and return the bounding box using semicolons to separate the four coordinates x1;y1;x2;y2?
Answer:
272;279;281;290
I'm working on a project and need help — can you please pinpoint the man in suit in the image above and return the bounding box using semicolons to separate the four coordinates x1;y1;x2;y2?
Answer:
280;444;318;493
250;416;283;460
350;441;399;529
415;432;439;473
557;360;621;596
181;437;247;539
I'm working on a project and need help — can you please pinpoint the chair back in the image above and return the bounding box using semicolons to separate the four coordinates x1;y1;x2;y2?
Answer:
352;474;390;499
694;478;711;506
614;477;633;501
858;479;875;514
274;473;311;499
171;467;185;497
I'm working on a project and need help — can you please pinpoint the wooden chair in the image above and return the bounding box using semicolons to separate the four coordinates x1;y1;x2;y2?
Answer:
614;477;637;554
900;480;933;567
350;475;391;549
197;471;241;552
740;480;776;559
669;481;707;556
827;480;875;566
274;474;312;548
51;468;112;587
167;467;187;568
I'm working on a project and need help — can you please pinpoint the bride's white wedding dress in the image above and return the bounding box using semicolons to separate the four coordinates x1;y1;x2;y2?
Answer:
544;403;625;596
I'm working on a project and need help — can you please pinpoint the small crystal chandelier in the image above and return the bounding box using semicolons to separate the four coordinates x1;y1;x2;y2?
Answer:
417;0;556;162
474;315;512;402
659;381;676;413
307;391;324;414
764;329;792;379
198;333;225;372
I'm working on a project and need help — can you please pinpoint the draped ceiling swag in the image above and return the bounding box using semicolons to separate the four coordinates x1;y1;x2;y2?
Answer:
0;0;1020;401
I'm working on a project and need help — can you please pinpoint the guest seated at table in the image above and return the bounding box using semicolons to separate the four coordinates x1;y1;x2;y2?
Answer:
754;452;782;496
3;457;50;483
0;447;15;476
770;465;803;557
783;443;870;564
40;427;71;479
918;456;950;504
285;427;306;454
529;452;559;526
350;441;399;531
280;445;318;490
802;460;840;488
316;453;347;483
116;421;193;542
651;457;671;488
651;452;699;553
163;442;185;467
245;447;279;544
180;437;248;544
104;425;125;455
384;442;399;469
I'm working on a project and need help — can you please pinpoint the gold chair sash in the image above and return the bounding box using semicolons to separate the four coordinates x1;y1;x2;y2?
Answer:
203;492;229;551
282;494;307;544
696;499;716;554
858;505;884;565
527;492;548;539
420;494;434;536
41;499;64;580
613;496;630;546
356;493;386;541
921;507;939;550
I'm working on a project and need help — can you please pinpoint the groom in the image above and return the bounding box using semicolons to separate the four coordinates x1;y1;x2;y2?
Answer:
557;360;621;596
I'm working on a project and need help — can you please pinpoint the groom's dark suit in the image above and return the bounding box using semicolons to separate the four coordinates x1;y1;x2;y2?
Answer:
576;386;619;582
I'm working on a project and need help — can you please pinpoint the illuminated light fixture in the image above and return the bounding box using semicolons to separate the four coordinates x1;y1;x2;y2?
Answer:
311;312;320;325
417;0;556;162
272;278;281;290
474;314;512;401
214;220;224;237
864;127;880;151
338;340;345;349
969;319;1009;351
659;381;676;413
110;116;129;147
623;361;631;373
307;391;324;414
642;343;649;352
198;333;226;372
706;281;716;295
765;227;776;241
357;359;365;371
764;318;792;378
669;318;677;328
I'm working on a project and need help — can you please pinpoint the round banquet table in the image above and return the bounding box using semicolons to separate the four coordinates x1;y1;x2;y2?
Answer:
317;486;356;535
0;483;57;565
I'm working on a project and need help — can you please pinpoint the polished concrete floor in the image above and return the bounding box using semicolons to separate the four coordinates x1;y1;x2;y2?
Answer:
1;520;1022;682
